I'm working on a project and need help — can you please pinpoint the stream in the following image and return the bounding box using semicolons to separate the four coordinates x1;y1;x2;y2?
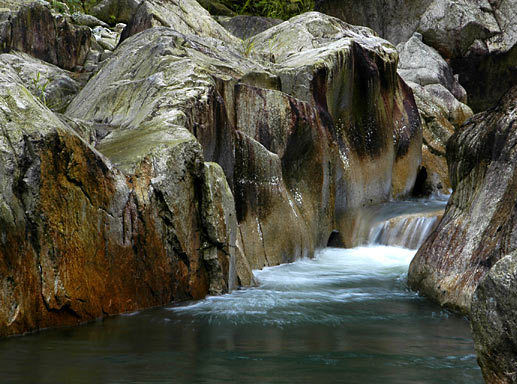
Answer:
0;198;483;383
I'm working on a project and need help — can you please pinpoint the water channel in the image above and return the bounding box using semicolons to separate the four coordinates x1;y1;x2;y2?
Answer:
0;198;483;383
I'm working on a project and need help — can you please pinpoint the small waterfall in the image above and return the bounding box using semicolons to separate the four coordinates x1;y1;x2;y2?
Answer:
367;213;441;249
350;199;447;250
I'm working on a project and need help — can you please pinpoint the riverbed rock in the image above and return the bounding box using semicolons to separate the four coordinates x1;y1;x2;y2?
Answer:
219;15;282;39
471;252;517;384
1;5;423;336
316;0;517;113
201;162;238;294
71;12;109;28
69;11;422;265
90;0;142;25
315;0;429;46
0;51;87;112
1;2;91;71
0;60;237;337
120;0;237;44
397;33;473;194
417;0;499;59
408;85;517;314
197;0;235;17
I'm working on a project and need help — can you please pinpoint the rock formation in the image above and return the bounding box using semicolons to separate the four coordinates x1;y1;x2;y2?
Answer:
471;252;517;384
316;0;517;113
0;0;422;337
397;33;472;194
408;85;517;314
217;15;282;40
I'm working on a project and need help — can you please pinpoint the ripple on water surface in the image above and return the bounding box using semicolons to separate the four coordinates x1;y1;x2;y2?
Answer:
0;245;482;384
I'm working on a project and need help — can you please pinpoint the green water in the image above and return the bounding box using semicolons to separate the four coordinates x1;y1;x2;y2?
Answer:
0;245;482;383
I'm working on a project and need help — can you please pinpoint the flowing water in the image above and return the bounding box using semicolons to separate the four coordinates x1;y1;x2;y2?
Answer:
0;199;482;383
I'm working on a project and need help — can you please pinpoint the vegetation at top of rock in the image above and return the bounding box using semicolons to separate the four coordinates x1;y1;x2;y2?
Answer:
219;0;314;20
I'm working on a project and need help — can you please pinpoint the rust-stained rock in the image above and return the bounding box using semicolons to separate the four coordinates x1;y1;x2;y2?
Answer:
408;85;517;315
1;8;423;337
0;60;233;337
68;13;422;268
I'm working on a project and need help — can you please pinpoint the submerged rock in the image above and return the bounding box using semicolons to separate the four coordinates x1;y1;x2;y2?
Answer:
408;85;517;314
367;211;443;250
471;252;517;384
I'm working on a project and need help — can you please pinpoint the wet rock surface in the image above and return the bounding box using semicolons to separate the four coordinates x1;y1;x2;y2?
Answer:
408;85;517;315
0;3;422;337
0;61;237;337
471;252;517;384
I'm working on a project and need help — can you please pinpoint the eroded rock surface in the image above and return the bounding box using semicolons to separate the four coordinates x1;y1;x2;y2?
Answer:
0;59;235;337
397;33;473;194
1;5;422;336
68;13;422;270
1;2;91;71
408;86;517;314
0;51;87;112
471;252;517;384
316;0;517;112
218;15;282;39
120;0;237;44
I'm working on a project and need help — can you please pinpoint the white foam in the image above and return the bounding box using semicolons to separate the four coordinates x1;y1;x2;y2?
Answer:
169;246;417;325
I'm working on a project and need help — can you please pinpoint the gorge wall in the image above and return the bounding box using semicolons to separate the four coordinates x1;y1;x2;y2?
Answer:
0;0;422;336
408;86;517;314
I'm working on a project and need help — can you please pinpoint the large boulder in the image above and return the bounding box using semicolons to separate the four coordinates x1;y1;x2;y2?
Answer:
197;0;235;17
408;85;517;314
1;4;422;336
67;12;422;270
0;56;235;337
417;0;499;59
120;0;237;44
0;51;88;112
471;252;517;384
422;0;517;112
315;0;429;45
218;15;282;39
315;0;517;112
90;0;142;24
397;33;473;194
1;2;91;71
